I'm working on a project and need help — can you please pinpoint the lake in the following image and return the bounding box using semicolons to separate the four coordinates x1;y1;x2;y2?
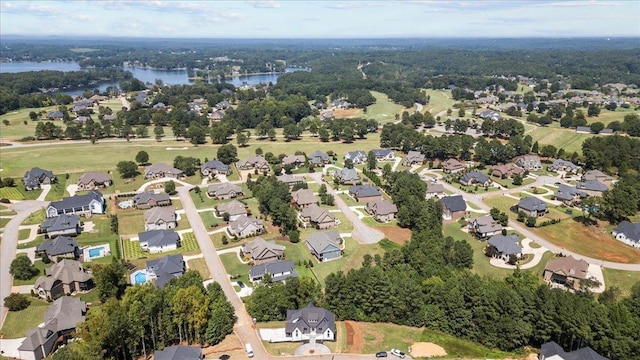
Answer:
0;61;308;95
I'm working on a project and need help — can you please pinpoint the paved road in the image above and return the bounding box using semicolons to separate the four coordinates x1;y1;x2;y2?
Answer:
0;200;47;328
308;172;384;244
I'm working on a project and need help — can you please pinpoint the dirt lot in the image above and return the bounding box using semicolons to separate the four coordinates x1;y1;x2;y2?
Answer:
333;109;361;118
202;333;248;359
344;321;366;353
374;226;412;245
410;342;447;357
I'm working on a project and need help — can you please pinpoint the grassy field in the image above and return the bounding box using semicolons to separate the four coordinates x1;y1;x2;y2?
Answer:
602;268;640;298
219;252;250;285
419;328;521;359
122;231;200;260
187;258;211;279
0;106;59;139
423;89;454;115
527;125;595;155
0;298;50;339
0;187;25;200
365;91;407;123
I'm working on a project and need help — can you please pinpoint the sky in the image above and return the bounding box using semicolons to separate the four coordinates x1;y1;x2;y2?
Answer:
1;0;639;38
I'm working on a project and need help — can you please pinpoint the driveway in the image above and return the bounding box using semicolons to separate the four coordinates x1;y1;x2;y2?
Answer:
489;238;549;270
36;184;51;201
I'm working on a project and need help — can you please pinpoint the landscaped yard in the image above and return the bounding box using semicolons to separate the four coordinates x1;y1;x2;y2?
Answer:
260;321;347;355
187;258;211;279
13;257;50;286
0;187;25;200
602;268;640;298
22;209;46;225
122;231;200;260
219;252;250;285
0;298;50;339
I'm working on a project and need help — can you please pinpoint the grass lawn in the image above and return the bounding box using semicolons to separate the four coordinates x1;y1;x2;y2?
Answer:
77;289;102;305
187;258;211;279
219;252;250;285
337;193;360;207
0;187;25;200
0;298;50;339
22;209;46;225
447;181;501;194
13;257;49;286
365;91;407;124
18;228;32;240
419;328;520;359
199;210;225;230
601;268;640;298
117;208;145;235
483;196;518;218
527;125;595;155
490;175;535;189
17;235;45;249
423;89;455;115
123;231;200;260
45;176;69;201
0;217;11;228
0;105;59;140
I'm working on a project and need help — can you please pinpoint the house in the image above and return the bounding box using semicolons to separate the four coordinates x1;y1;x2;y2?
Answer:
553;184;587;206
425;183;445;199
441;158;466;173
102;113;117;122
153;102;167;110
285;303;336;342
36;237;79;262
539;341;608;360
365;200;398;223
459;171;491;186
490;163;524;178
514;155;542;171
344;150;367;165
282;154;306;167
439;195;467;220
277;174;305;188
612;221;640;248
348;185;382;203
371;149;395;161
334;168;360;185
241;237;285;265
216;199;248;221
517;197;548;217
138;229;180;253
207;183;243;199
216;100;231;110
200;160;231;178
18;297;87;360
133;191;172;209
46;190;105;218
486;234;522;264
227;215;265;238
144;163;185;179
154;345;203;360
39;214;81;238
309;150;330;166
47;111;64;120
599;128;614;135
306;231;343;262
290;188;316;209
331;99;350;108
576;179;608;196
479;110;501;121
582;169;613;184
404;151;425;166
300;204;336;229
209;110;225;120
236;155;270;173
144;206;177;230
543;255;589;290
146;254;186;288
249;260;298;283
548;159;580;174
76;172;112;190
23;167;56;191
34;259;93;299
468;215;503;238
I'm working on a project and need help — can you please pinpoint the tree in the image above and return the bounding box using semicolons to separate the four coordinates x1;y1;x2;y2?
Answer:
93;261;128;301
4;293;29;311
173;156;200;176
165;180;176;195
283;124;301;141
116;161;139;179
29;111;38;121
154;124;164;141
588;104;601;117
236;132;249;147
318;127;330;142
342;125;354;143
9;256;38;280
367;150;377;170
288;229;300;243
590;122;605;134
217;144;238;164
602;183;638;223
135;151;149;165
344;158;354;169
458;108;465;117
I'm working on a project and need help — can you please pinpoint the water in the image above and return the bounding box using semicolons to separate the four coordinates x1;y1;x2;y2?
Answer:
134;271;147;284
0;61;81;73
88;247;104;258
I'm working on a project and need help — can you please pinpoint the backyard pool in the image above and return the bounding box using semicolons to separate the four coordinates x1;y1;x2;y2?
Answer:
88;247;104;258
134;272;147;284
130;269;154;285
83;244;111;260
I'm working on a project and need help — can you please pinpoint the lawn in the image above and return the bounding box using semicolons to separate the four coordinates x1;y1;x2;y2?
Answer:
199;210;225;230
21;209;46;225
365;91;407;123
0;187;25;200
17;236;45;249
490;175;535;189
187;258;211;279
0;298;50;339
601;268;640;298
423;89;455;116
527;125;595;155
45;175;68;201
483;196;518;218
447;181;501;194
122;231;200;260
0;105;59;140
13;257;49;286
419;328;520;359
117;208;146;235
0;217;11;228
219;252;250;285
18;228;32;240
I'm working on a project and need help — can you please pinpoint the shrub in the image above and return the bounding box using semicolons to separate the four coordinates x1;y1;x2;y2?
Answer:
9;256;38;280
4;293;29;311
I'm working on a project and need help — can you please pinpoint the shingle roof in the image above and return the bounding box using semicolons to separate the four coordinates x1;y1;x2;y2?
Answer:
144;206;176;224
335;168;360;182
301;204;335;223
133;191;171;205
439;195;466;212
372;149;394;157
577;179;608;192
285;303;336;335
36;236;78;257
154;345;203;360
427;183;445;194
545;255;589;280
249;260;298;282
460;171;490;184
217;199;247;216
349;185;381;198
517;197;547;212
306;231;341;254
242;237;285;260
35;259;91;291
365;200;398;215
200;160;230;173
207;182;242;196
48;190;103;212
40;214;80;233
488;234;521;255
23;167;55;188
540;341;608;360
144;163;184;177
78;172;111;186
613;221;640;243
147;254;184;288
292;188;317;206
138;230;180;248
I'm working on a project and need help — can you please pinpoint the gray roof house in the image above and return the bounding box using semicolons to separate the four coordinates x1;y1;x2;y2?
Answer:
582;169;613;183
216;199;248;221
459;171;491;186
344;150;367;165
23;167;56;191
277;174;305;187
249;260;298;283
138;229;180;254
612;221;640;248
300;204;336;229
309;150;330;166
144;206;177;231
425;183;445;199
133;191;172;209
548;159;580;173
146;254;185;288
154;345;203;360
479;110;501;121
371;149;395;161
207;183;243;199
282;154;307;167
404;151;425;166
47;111;64;120
144;163;185;179
285;303;336;342
227;215;265;238
439;195;467;220
236;155;270;172
539;341;608;360
487;234;522;264
241;237;285;265
553;184;587;205
45;190;105;218
514;155;542;171
39;214;82;238
365;200;398;223
306;231;342;262
18;297;87;360
292;188;317;208
576;179;608;196
334;168;360;184
348;185;382;203
517;197;548;217
34;259;93;300
200;160;232;178
77;172;112;190
36;236;79;261
468;215;502;238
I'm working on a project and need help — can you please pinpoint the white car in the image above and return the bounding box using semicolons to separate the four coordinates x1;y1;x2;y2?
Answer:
390;348;405;359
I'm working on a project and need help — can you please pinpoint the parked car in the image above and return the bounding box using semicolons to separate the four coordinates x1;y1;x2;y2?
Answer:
219;355;230;360
376;351;388;357
390;349;405;359
237;281;245;288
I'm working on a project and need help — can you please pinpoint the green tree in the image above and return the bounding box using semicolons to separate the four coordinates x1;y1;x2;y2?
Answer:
172;285;210;344
93;261;128;301
590;122;605;134
165;180;176;195
367;150;377;170
603;183;638;223
135;151;149;165
318;127;330;142
29;111;38;121
116;160;139;179
205;283;235;345
153;124;164;141
217;144;238;164
173;156;200;176
4;293;29;311
9;256;38;280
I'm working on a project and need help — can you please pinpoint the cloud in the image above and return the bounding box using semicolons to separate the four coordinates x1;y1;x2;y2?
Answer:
247;0;280;9
326;2;366;10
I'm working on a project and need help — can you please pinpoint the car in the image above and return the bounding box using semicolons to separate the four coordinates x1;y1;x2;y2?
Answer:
376;351;388;357
237;281;245;288
390;348;405;359
219;355;230;360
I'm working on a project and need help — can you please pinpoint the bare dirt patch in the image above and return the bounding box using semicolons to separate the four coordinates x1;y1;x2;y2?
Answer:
333;108;361;118
410;342;447;358
202;333;245;358
344;320;365;353
375;226;412;245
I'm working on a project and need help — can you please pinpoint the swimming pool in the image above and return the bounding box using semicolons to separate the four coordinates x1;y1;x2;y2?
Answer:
134;272;147;284
83;244;111;261
88;247;104;258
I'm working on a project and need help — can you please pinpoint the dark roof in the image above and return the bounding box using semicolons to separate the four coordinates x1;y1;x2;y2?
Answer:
40;214;81;232
23;167;55;188
540;341;608;360
133;191;171;204
48;190;103;211
576;126;592;133
309;150;329;164
48;111;64;118
349;185;381;198
336;168;360;182
372;149;394;157
613;221;640;243
577;179;608;192
439;195;466;212
154;345;203;360
285;303;336;335
517;197;547;212
306;231;341;254
487;234;521;255
19;297;87;352
138;230;180;248
147;254;185;288
200;160;230;172
460;171;490;184
249;260;298;282
36;236;78;256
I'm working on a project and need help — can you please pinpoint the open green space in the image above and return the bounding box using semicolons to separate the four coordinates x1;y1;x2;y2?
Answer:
219;252;250;285
0;106;58;140
0;187;25;200
122;231;199;260
17;235;45;249
527;125;595;155
365;91;407;123
45;175;69;201
199;210;224;230
419;327;520;359
187;258;211;279
0;217;11;228
18;228;32;240
602;268;640;298
0;298;50;339
423;89;454;116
